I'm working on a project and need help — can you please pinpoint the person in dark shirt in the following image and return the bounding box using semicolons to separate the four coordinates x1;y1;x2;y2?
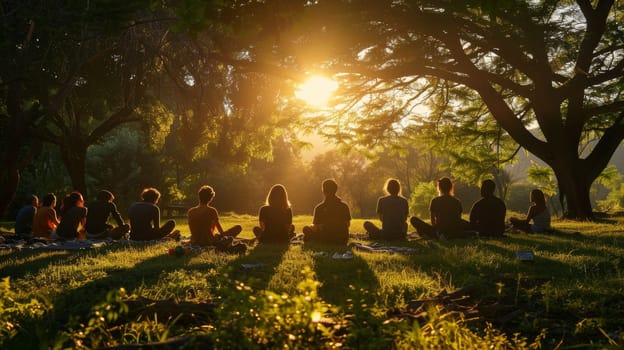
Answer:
128;188;178;241
15;194;38;237
410;177;468;239
253;184;294;244
86;189;130;240
303;179;351;245
469;179;507;237
56;192;88;239
363;179;409;240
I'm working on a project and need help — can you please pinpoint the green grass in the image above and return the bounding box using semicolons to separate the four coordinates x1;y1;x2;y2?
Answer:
1;215;623;349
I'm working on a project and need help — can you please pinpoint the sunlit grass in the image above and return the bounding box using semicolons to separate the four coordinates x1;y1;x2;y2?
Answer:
1;215;623;348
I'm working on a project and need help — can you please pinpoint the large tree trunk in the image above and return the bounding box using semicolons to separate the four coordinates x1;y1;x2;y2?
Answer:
550;160;594;220
0;160;20;219
59;143;88;195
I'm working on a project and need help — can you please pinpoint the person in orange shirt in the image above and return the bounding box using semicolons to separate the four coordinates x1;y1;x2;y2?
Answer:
32;193;60;238
187;185;242;246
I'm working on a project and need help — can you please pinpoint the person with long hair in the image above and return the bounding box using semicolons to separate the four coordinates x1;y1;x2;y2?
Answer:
56;191;87;239
128;188;179;241
187;185;242;246
253;184;295;244
363;178;409;240
509;189;552;233
410;177;468;239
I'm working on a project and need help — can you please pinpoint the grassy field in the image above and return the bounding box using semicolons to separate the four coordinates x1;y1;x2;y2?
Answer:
1;215;623;349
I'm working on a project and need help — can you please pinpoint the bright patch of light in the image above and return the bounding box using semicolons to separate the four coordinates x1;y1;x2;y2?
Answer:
295;76;338;107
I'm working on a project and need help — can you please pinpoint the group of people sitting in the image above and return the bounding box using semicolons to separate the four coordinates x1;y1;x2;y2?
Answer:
13;188;179;241
12;176;552;246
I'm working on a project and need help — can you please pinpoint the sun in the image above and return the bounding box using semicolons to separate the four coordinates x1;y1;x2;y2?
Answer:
295;76;338;107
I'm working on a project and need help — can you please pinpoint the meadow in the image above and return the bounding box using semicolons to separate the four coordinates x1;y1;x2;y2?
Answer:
1;214;623;349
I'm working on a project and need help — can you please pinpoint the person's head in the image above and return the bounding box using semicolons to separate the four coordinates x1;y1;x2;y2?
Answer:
530;189;546;207
141;188;161;204
385;178;401;196
322;179;338;196
197;185;215;205
25;194;38;206
437;177;454;196
42;193;56;207
480;179;496;198
97;189;115;202
267;184;290;210
62;191;84;212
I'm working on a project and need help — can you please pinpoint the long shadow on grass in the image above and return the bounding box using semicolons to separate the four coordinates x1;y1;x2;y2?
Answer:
0;250;72;279
47;243;194;325
307;244;380;306
218;243;290;291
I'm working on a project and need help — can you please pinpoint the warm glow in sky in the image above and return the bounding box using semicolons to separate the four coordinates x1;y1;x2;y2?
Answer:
295;76;338;107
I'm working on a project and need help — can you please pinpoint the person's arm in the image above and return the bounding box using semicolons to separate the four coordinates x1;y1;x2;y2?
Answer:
285;208;293;232
376;198;384;221
79;208;88;234
152;206;161;229
110;203;124;226
213;208;225;234
469;201;478;225
50;209;60;226
525;205;538;222
430;211;437;227
258;207;267;231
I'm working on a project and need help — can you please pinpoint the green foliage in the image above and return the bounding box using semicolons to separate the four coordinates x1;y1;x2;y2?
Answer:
3;216;624;348
595;165;624;212
394;311;546;349
210;267;337;348
526;163;558;197
0;277;51;348
409;181;438;218
68;288;130;349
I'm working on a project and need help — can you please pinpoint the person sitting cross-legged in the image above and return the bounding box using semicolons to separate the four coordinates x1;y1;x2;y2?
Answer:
187;185;242;246
509;189;552;233
128;188;178;241
363;178;409;241
469;179;507;237
86;189;130;240
253;184;295;244
32;193;60;239
302;179;351;245
15;194;39;238
410;177;469;239
56;191;88;240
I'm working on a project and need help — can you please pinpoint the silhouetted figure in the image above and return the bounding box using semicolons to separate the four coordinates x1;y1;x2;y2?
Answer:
32;193;59;238
128;188;178;241
363;178;408;241
86;190;130;240
253;184;295;244
56;192;88;239
187;185;242;246
303;179;351;245
15;194;38;237
410;177;469;239
509;189;552;233
469;179;507;237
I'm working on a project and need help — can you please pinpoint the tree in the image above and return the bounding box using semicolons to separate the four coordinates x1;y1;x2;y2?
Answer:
0;0;154;216
238;0;624;219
